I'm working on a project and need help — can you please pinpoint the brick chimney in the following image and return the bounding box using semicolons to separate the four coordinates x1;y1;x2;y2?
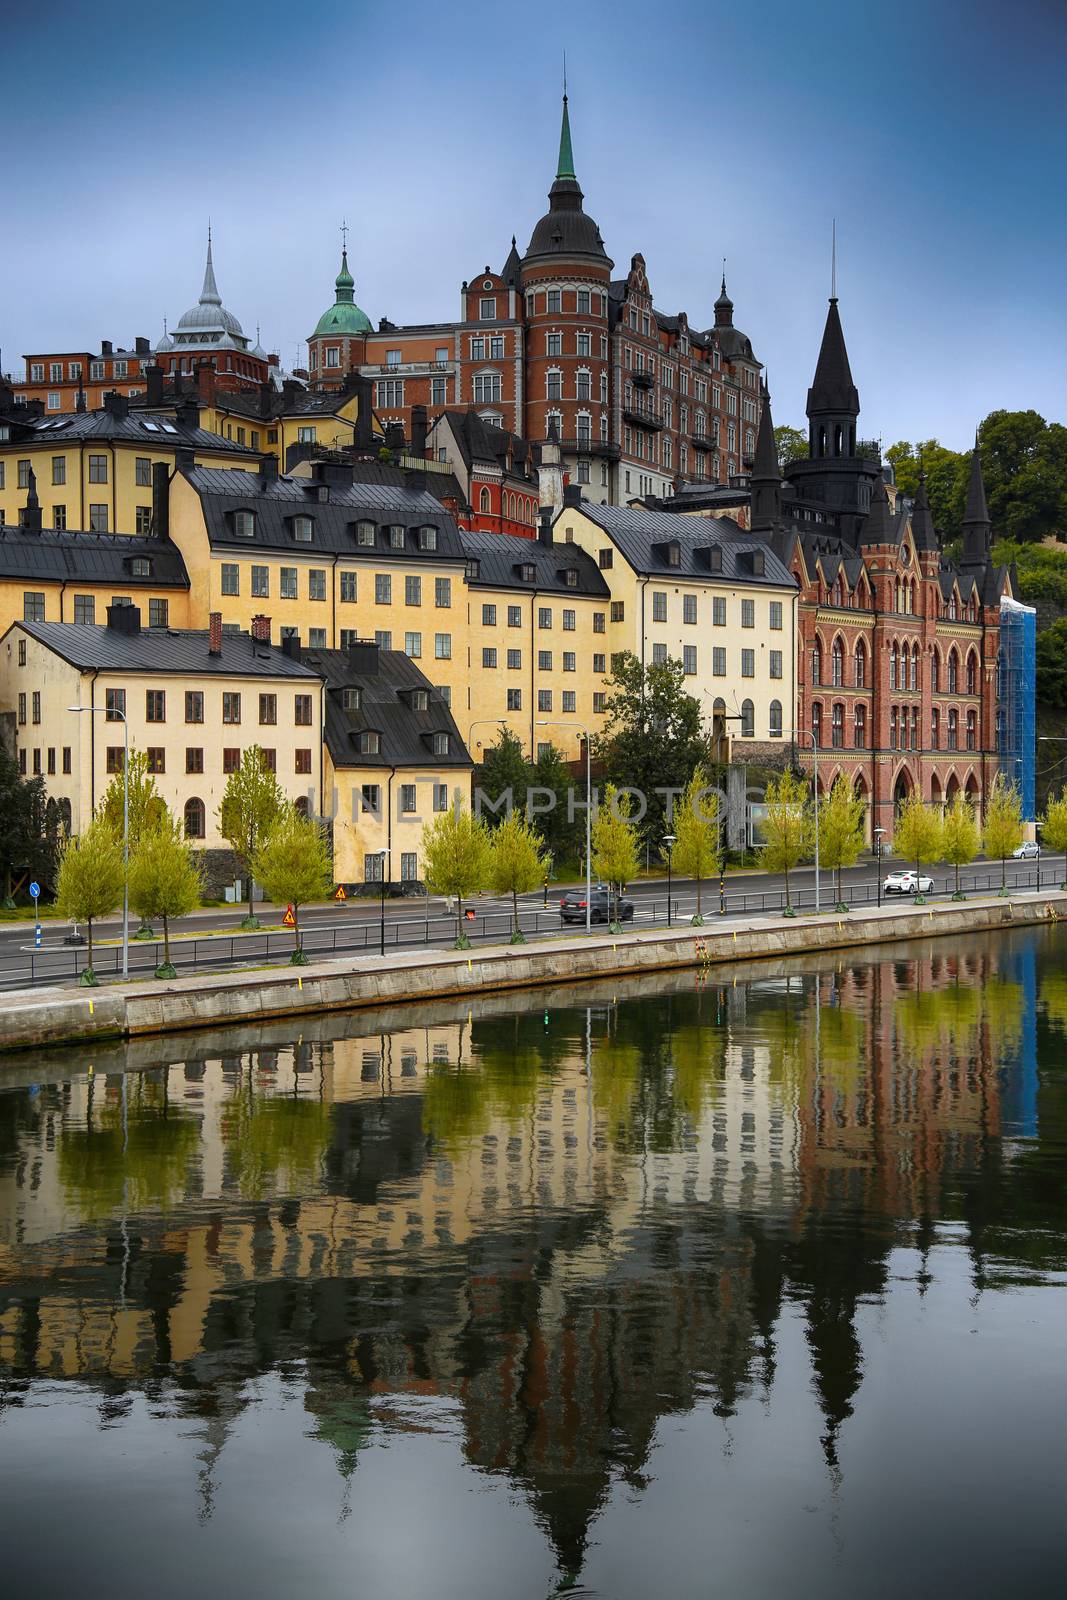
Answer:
145;364;164;406
209;612;223;656
151;461;169;539
176;398;200;431
410;404;428;458
102;391;128;420
251;614;271;643
107;603;141;635
195;361;216;405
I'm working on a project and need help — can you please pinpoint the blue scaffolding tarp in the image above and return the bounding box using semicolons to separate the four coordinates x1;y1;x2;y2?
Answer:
998;596;1036;821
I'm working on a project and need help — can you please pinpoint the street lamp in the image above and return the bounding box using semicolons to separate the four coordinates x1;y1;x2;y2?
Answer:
784;727;820;915
69;702;129;980
538;720;592;935
376;848;390;957
874;827;886;907
663;832;676;927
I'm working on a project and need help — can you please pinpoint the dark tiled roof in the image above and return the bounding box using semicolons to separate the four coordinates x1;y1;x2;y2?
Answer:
437;410;531;474
12;622;321;678
302;646;471;771
567;502;796;588
13;408;256;456
185;468;468;559
0;528;188;587
807;298;859;415
459;528;610;597
342;458;468;509
214;386;353;421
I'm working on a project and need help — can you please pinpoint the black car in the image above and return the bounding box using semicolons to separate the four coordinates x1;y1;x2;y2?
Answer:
559;887;635;925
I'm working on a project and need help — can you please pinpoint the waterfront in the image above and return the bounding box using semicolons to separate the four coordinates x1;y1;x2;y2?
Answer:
1;927;1065;1598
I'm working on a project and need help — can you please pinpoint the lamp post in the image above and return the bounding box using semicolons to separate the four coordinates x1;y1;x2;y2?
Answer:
69;702;129;980
663;832;676;926
377;848;390;957
784;727;820;914
874;827;886;907
538;720;591;935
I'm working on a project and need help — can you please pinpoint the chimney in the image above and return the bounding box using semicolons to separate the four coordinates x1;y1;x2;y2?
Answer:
251;614;272;643
259;454;278;487
101;340;113;356
268;352;280;367
410;404;428;459
145;364;164;406
102;390;128;420
348;639;380;676
209;612;223;656
405;469;424;492
562;484;583;508
107;603;142;635
174;446;195;473
151;461;170;539
384;421;405;453
176;397;199;431
195;362;216;405
20;467;43;535
258;379;274;419
538;507;554;546
353;374;374;449
281;632;302;662
135;336;150;355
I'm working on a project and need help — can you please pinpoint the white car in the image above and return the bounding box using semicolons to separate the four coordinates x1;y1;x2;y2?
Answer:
1012;842;1040;860
884;870;934;896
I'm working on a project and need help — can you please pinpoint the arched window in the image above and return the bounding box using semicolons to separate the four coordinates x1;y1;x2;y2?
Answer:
911;707;920;749
479;487;491;514
831;702;844;747
58;798;72;835
966;709;977;751
831;638;844;686
854;703;867;748
931;650;941;693
295;795;310;817
890;707;899;749
184;797;205;840
912;643;921;693
812;701;823;746
910;579;918;613
967;651;978;695
948;649;959;694
854;639;867;689
948;708;959;750
740;699;755;738
889;644;898;691
931;707;940;749
769;699;783;738
811;639;823;685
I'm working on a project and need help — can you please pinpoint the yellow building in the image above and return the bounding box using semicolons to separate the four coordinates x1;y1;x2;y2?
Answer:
554;497;798;755
202;378;368;465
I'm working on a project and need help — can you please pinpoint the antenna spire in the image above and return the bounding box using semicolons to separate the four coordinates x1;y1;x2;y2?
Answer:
563;51;567;99
340;217;349;251
831;219;837;301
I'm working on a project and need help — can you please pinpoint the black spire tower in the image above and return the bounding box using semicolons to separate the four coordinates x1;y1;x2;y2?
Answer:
806;297;860;461
960;437;992;566
750;384;782;533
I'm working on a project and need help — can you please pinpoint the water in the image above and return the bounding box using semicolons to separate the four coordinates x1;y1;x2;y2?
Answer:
1;926;1065;1599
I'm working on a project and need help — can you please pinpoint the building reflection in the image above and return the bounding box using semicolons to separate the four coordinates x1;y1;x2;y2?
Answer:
0;928;1062;1582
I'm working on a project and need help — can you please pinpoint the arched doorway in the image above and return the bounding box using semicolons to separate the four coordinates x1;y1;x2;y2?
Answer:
945;772;960;805
930;774;943;815
893;767;913;812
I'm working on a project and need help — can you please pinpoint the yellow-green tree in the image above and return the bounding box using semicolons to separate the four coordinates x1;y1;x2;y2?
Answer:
758;769;811;915
252;807;332;964
218;744;288;929
893;795;944;902
488;813;550;943
128;812;203;977
55;817;125;984
941;792;980;899
670;767;719;924
100;749;167;936
983;774;1024;893
818;777;866;911
591;784;640;931
1041;787;1067;890
422;798;492;948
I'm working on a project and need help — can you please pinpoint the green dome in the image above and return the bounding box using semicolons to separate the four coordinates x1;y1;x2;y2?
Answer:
311;247;372;337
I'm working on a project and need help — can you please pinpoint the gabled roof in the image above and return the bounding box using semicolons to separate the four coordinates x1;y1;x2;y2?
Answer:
459;528;610;597
566;501;795;587
303;646;471;771
12;621;320;678
435;410;530;476
0;527;188;587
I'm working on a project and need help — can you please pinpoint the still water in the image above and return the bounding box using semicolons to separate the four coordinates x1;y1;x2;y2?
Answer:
1;927;1065;1598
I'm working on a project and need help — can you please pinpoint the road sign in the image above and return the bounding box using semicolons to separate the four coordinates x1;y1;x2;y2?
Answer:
333;885;347;902
282;905;296;927
29;882;40;901
34;924;42;949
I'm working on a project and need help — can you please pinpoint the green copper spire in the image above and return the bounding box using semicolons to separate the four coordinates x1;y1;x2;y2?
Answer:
556;94;575;181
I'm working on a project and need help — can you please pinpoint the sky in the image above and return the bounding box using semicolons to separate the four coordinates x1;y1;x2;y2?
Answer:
1;0;1065;450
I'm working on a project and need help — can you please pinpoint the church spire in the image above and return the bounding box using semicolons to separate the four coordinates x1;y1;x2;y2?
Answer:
807;297;858;419
750;383;782;533
200;225;221;307
556;92;576;181
961;435;992;564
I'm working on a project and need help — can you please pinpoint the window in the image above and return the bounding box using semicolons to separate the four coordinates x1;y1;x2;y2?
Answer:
131;505;150;535
31;691;41;725
30;364;44;382
931;708;940;749
503;686;522;712
219;690;241;726
593;691;607;714
244;564;268;601
399;784;417;814
292;516;314;544
932;653;941;693
368;572;390;607
88;454;108;483
106;747;124;774
481;603;497;627
812;702;823;746
184;798;205;839
105;688;125;721
610;602;625;622
537;649;553;671
854;704;867;748
435;577;451;608
376;379;405;408
948;709;959;750
52;504;67;530
73;594;95;624
18;460;31;488
354;520;376;547
562;691;576;713
308;569;326;602
769;700;783;738
474;372;502;404
712;597;726;627
593;612;606;634
277;567;296;600
431;732;450;756
966;710;977;750
221;563;239;596
538;690;552;712
832;638;844;686
337;570;357;604
133;456;152;488
433;783;449;812
506;648;522;670
146;689;166;723
186;748;204;774
967;653;978;695
682;645;697;675
547;289;561;313
948;651;959;693
233;510;256;539
651;591;668;623
146;748;165;774
297;426;317;445
51;455;67;485
740;598;755;630
481;646;497;668
854;641;867;689
357;731;381;755
740;699;755;738
435;633;451;660
480;296;496;320
148;598;169;629
811;640;822;686
113;360;127;378
741;649;755;678
419;525;438;552
223;748;241;773
89;504;108;532
358;784;381;815
62;747;71;774
375;630;392;650
400;851;418;882
398;574;419;608
832;703;844;747
768;600;783;632
256;693;276;726
563;652;576;674
288;694;312;728
538;607;552;630
431;376;447;406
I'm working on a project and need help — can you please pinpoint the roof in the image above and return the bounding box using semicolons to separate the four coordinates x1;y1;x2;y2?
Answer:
213;385;349;422
459;527;610;597
311;248;373;338
566;501;796;588
172;233;246;342
185;467;469;559
0;528;188;587
524;97;611;267
302;645;471;771
334;457;468;509
13;621;321;678
436;410;531;475
6;406;258;456
807;298;859;417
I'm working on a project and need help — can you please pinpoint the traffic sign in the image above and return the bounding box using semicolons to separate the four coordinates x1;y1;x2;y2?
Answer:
282;905;296;927
29;882;40;901
34;925;42;949
333;884;347;901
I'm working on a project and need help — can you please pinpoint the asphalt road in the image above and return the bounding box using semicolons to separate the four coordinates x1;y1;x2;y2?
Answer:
1;855;1055;992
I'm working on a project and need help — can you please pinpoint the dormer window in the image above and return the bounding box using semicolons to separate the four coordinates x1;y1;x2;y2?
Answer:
234;510;256;539
465;559;480;580
354;520;376;546
292;516;313;543
129;557;151;578
667;542;680;567
409;689;429;712
342;687;362;711
520;563;535;582
418;525;438;551
388;525;406;549
563;568;579;588
432;731;450;755
356;730;381;755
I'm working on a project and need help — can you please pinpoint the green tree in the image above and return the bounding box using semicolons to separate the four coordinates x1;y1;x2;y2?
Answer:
670;767;719;924
893;795;944;902
981;410;1067;543
474;727;530;827
941;792;980;899
818;777;866;911
591;783;640;932
99;748;166;851
983;774;1024;893
758;769;811;915
128;812;203;977
488;812;551;943
1035;620;1067;707
1041;788;1067;889
885;439;967;537
774;423;808;467
421;798;492;948
218;744;287;928
528;741;584;868
55;816;125;984
251;807;332;964
0;747;56;906
595;652;705;849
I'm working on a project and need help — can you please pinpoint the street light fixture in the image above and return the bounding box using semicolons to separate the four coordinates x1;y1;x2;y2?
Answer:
663;832;676;927
538;720;592;935
376;848;390;957
69;702;129;980
874;827;886;907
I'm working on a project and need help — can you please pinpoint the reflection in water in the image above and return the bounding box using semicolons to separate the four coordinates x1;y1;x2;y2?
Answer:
1;928;1066;1597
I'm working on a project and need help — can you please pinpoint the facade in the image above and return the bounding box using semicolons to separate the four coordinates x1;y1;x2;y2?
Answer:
426;411;539;536
15;339;157;412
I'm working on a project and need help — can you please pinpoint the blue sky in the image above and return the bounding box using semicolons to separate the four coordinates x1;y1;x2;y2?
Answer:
2;0;1064;448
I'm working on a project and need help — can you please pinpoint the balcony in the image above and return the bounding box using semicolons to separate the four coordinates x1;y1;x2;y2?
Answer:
632;368;655;389
622;405;663;432
690;433;714;452
560;436;620;461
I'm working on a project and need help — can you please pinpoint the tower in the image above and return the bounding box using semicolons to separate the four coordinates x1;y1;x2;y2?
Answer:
307;234;373;389
960;438;992;567
749;384;781;534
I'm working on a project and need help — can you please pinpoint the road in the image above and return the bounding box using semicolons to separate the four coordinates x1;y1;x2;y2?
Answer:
1;855;1054;992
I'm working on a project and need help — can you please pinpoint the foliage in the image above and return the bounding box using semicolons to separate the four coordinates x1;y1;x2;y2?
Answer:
893;796;944;890
1035;619;1067;707
0;746;57;903
474;731;583;865
884;439;968;538
670;766;719;921
941;792;980;897
595;652;705;848
982;774;1024;889
57;1077;200;1221
981;409;1067;543
758;769;811;912
252;807;332;961
421;800;492;946
529;741;585;864
590;784;640;926
774;423;808;467
488;813;551;940
1041;788;1067;885
818;777;866;908
55;816;125;980
128;812;202;974
218;744;287;925
474;728;529;825
99;749;166;852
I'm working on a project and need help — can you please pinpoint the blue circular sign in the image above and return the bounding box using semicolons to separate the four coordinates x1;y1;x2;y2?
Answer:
29;882;40;899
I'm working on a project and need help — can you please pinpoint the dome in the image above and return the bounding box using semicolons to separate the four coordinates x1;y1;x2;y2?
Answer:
311;247;372;337
156;320;173;352
523;97;611;268
172;232;247;342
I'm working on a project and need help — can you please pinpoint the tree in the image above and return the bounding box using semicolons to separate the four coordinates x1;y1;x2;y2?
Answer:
818;777;866;911
774;423;808;467
421;799;492;948
941;792;980;900
1041;788;1067;890
100;750;168;936
1035;620;1067;707
893;795;944;902
488;813;551;943
670;767;719;924
128;813;203;977
983;774;1024;893
595;653;705;849
55;817;125;985
528;741;584;868
474;728;529;827
0;747;56;906
980;410;1067;543
758;770;811;915
590;784;640;932
251;807;332;964
218;744;287;928
884;439;967;538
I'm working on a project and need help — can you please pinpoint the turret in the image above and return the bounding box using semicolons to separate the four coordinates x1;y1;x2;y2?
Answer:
960;437;992;565
749;384;781;533
807;297;860;460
